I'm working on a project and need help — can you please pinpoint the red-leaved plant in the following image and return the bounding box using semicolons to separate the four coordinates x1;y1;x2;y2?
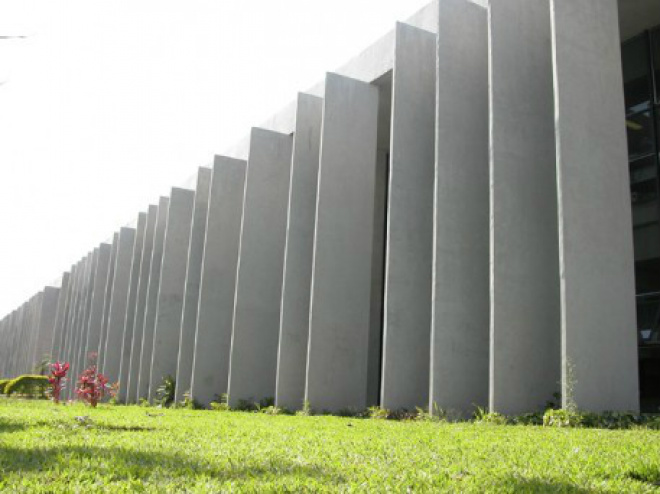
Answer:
48;361;69;404
76;352;114;408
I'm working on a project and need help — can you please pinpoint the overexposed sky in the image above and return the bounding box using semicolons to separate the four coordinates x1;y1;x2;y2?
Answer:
0;0;432;317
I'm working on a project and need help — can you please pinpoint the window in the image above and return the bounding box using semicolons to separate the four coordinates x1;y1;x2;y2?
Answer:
623;34;653;115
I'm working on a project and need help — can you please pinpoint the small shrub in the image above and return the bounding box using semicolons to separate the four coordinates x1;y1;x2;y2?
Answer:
210;393;230;411
509;411;544;426
0;379;10;394
155;375;176;408
47;361;69;404
138;398;151;408
260;405;289;415
368;406;391;420
180;391;202;410
295;400;312;416
234;399;258;412
543;409;582;428
473;406;508;425
76;365;113;408
5;375;50;398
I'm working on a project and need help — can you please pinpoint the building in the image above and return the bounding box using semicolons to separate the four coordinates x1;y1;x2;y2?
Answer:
1;0;659;415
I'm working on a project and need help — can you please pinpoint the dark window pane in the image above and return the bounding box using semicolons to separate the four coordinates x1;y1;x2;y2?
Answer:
623;34;652;115
627;110;655;159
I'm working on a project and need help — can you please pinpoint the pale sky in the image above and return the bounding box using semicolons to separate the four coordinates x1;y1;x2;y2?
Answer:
0;0;432;317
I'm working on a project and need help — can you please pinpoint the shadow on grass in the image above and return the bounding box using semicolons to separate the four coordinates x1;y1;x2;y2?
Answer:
0;418;26;434
0;445;342;484
499;477;632;493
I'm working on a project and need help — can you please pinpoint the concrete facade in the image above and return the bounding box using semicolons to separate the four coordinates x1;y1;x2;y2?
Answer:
275;93;323;411
175;168;212;402
430;0;489;415
380;22;436;411
126;205;158;403
102;227;136;383
118;213;147;402
227;128;293;406
1;0;650;416
488;0;561;415
149;188;195;402
137;197;169;401
190;156;246;406
305;73;380;412
551;0;639;411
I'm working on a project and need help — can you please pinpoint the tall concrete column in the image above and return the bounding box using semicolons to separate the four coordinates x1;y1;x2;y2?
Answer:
50;271;71;361
551;0;639;412
137;197;169;401
175;168;212;402
71;249;98;390
227;128;293;407
430;0;489;416
118;213;147;402
190;156;246;406
489;0;561;414
148;188;195;401
98;233;120;365
84;243;112;366
102;227;136;384
62;259;83;371
306;73;380;412
275;93;323;411
380;22;436;411
126;205;158;403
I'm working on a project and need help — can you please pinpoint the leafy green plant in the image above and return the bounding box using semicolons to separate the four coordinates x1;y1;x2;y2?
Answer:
260;405;289;415
543;409;582;428
473;406;508;425
5;375;50;398
210;393;230;411
0;378;10;394
368;406;391;420
180;391;202;410
138;398;151;408
295;400;312;416
155;375;176;408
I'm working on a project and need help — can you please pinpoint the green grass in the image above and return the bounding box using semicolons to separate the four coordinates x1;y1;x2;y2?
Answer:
1;399;659;493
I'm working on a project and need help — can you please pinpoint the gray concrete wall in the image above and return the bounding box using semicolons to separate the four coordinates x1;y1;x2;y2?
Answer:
84;243;112;368
102;227;136;384
380;22;436;411
275;93;323;411
430;0;489;416
98;233;119;369
118;212;147;402
137;197;169;401
190;156;246;406
306;73;380;412
175;168;212;402
71;249;98;393
227;128;293;407
551;0;639;412
489;0;561;415
149;188;195;402
126;204;158;403
50;270;71;361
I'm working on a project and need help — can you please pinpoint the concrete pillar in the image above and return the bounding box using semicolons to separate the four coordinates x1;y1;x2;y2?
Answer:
551;0;639;412
102;227;136;384
71;249;98;390
33;286;59;363
98;233;120;365
489;0;561;415
83;244;112;367
137;197;169;401
380;22;436;411
190;156;246;406
50;271;71;361
430;0;489;416
305;73;380;412
148;188;195;401
175;168;212;402
227;128;293;407
118;213;147;402
275;93;323;411
126;204;158;403
62;259;83;371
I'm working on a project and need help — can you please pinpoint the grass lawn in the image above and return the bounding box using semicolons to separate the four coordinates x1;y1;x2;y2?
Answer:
0;399;659;493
